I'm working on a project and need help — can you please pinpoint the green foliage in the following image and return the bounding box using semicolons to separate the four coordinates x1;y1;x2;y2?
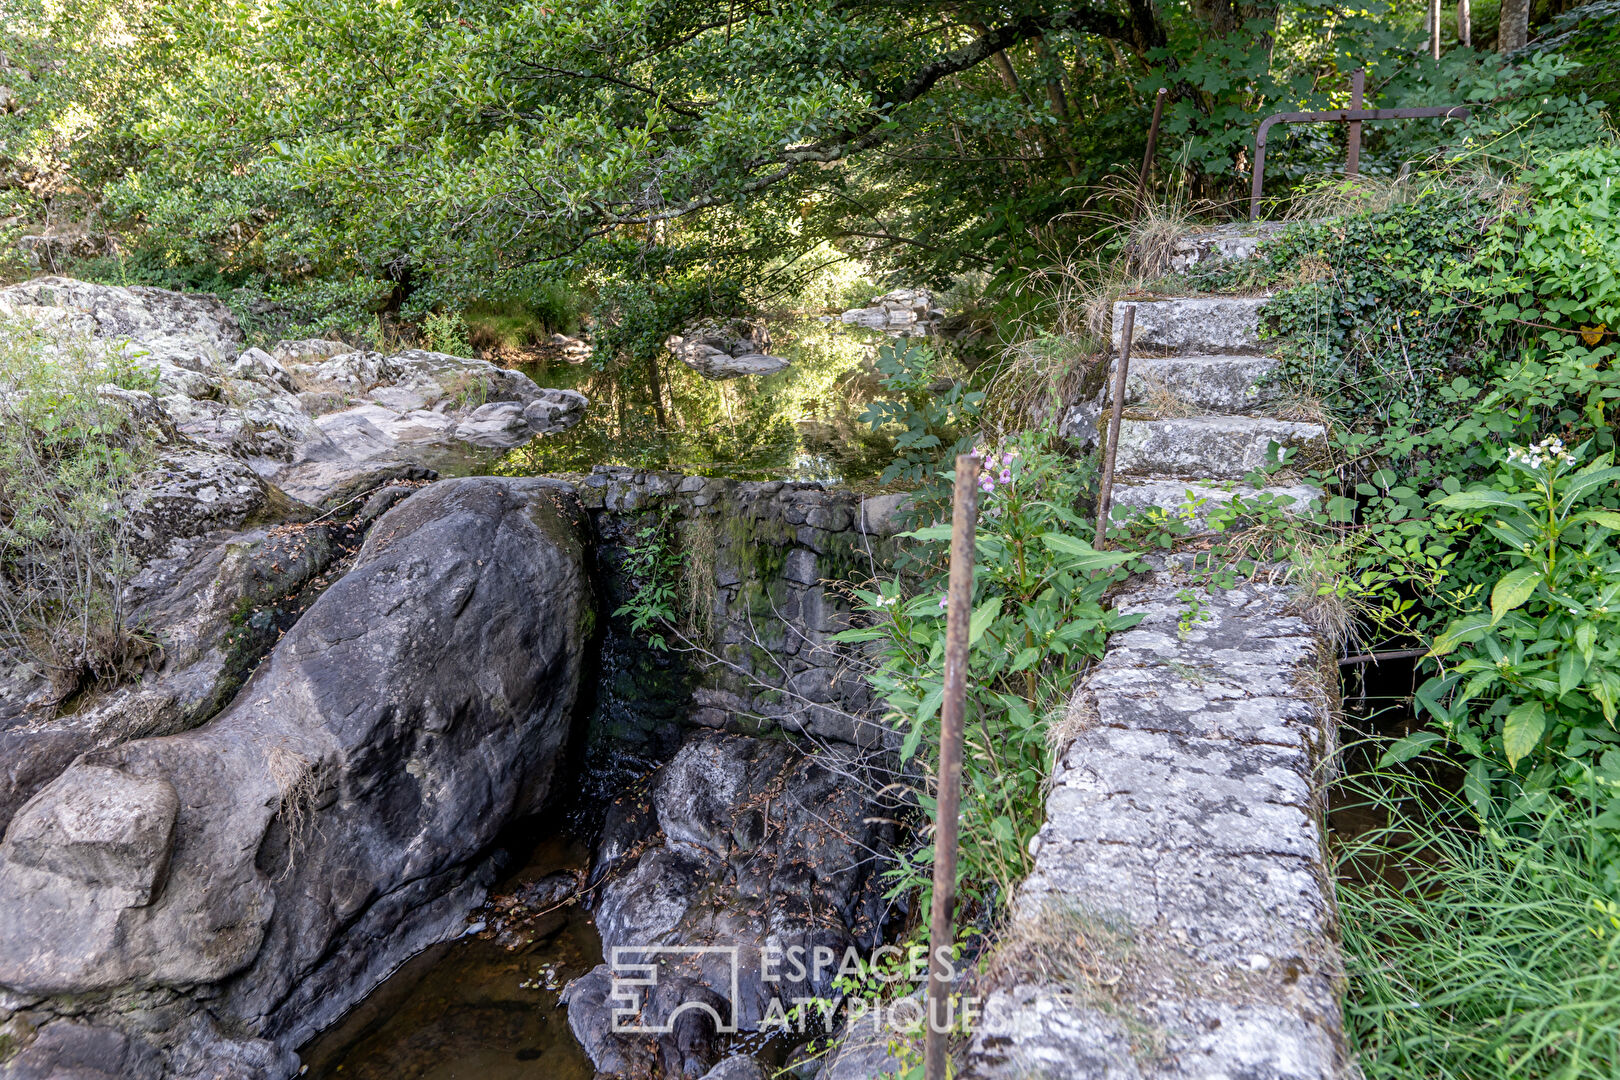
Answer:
834;433;1139;904
612;515;684;651
420;311;471;357
1337;773;1620;1080
1399;441;1620;816
858;339;983;487
0;323;158;694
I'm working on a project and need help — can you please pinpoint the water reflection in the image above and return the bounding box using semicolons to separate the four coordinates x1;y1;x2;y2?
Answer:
496;320;894;485
299;838;600;1080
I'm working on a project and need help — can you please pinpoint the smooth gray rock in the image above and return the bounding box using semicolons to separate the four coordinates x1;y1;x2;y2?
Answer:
524;388;589;434
701;1055;767;1080
1113;297;1269;355
840;288;942;336
0;477;594;1074
1112;353;1280;414
857;493;912;537
1112;416;1327;480
453;400;531;446
4;765;177;906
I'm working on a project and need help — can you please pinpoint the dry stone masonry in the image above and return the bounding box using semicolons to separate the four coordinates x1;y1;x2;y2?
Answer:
968;233;1349;1079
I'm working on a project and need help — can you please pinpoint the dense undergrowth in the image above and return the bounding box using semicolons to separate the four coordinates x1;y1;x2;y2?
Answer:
1174;131;1620;1077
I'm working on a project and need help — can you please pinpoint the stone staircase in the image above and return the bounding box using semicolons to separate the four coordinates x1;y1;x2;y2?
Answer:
1103;294;1326;525
965;256;1351;1079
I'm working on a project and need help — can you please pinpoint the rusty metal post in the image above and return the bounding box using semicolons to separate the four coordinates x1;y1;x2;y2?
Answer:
1134;88;1168;213
1094;306;1136;549
924;453;980;1080
1346;70;1365;178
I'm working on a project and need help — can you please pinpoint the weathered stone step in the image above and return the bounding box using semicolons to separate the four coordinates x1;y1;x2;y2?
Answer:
1109;353;1280;414
1109;479;1321;533
1113;296;1269;355
1113;415;1327;480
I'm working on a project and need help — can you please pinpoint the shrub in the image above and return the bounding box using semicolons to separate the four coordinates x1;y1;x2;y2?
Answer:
836;431;1137;904
0;322;158;697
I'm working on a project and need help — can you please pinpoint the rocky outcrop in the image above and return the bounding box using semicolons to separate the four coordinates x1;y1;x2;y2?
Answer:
563;731;898;1078
667;322;790;380
0;278;589;506
840;288;942;335
0;477;595;1079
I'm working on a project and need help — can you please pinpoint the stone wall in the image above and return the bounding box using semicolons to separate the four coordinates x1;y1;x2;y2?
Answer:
577;467;912;751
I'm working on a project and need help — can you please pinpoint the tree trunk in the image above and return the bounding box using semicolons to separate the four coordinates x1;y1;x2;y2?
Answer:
1457;0;1471;47
1430;0;1443;57
1033;36;1081;178
1498;0;1530;52
645;355;669;430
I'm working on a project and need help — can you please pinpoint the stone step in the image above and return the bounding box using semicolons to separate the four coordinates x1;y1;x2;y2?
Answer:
1112;415;1327;480
1109;353;1280;414
1108;479;1321;533
1113;296;1269;355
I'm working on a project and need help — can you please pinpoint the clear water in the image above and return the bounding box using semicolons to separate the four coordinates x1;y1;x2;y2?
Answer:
299;838;600;1080
493;318;895;486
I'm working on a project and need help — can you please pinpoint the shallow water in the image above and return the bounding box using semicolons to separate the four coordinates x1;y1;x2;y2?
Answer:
495;319;894;486
299;837;600;1080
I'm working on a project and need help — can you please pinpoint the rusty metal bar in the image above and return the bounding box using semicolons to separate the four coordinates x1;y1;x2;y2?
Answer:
924;452;980;1080
1093;305;1135;549
1346;70;1365;178
1249;102;1471;219
1134;88;1168;213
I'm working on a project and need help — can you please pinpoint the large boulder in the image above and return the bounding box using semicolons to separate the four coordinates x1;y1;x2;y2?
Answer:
564;731;897;1078
0;476;596;1077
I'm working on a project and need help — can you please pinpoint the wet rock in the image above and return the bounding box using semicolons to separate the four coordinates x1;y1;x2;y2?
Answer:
565;731;898;1078
668;322;790;380
0;476;595;1074
524;389;590;434
840;288;942;335
702;1055;767;1080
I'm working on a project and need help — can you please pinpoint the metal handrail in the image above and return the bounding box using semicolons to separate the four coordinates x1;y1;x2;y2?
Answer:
1248;71;1471;219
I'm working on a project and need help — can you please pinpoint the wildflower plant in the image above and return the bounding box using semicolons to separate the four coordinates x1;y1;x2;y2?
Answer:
1393;439;1620;835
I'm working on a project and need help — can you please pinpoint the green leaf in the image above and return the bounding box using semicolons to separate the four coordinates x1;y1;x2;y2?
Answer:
1559;649;1588;697
1009;646;1041;672
968;597;1002;645
915;682;945;726
1038;532;1132;569
1429;613;1495;657
1502;702;1547;767
1490;567;1543;623
1434;489;1530;513
1378;731;1442;768
1573;509;1620;529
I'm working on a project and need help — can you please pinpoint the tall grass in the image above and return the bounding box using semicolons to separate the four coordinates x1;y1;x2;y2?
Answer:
1335;772;1620;1080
